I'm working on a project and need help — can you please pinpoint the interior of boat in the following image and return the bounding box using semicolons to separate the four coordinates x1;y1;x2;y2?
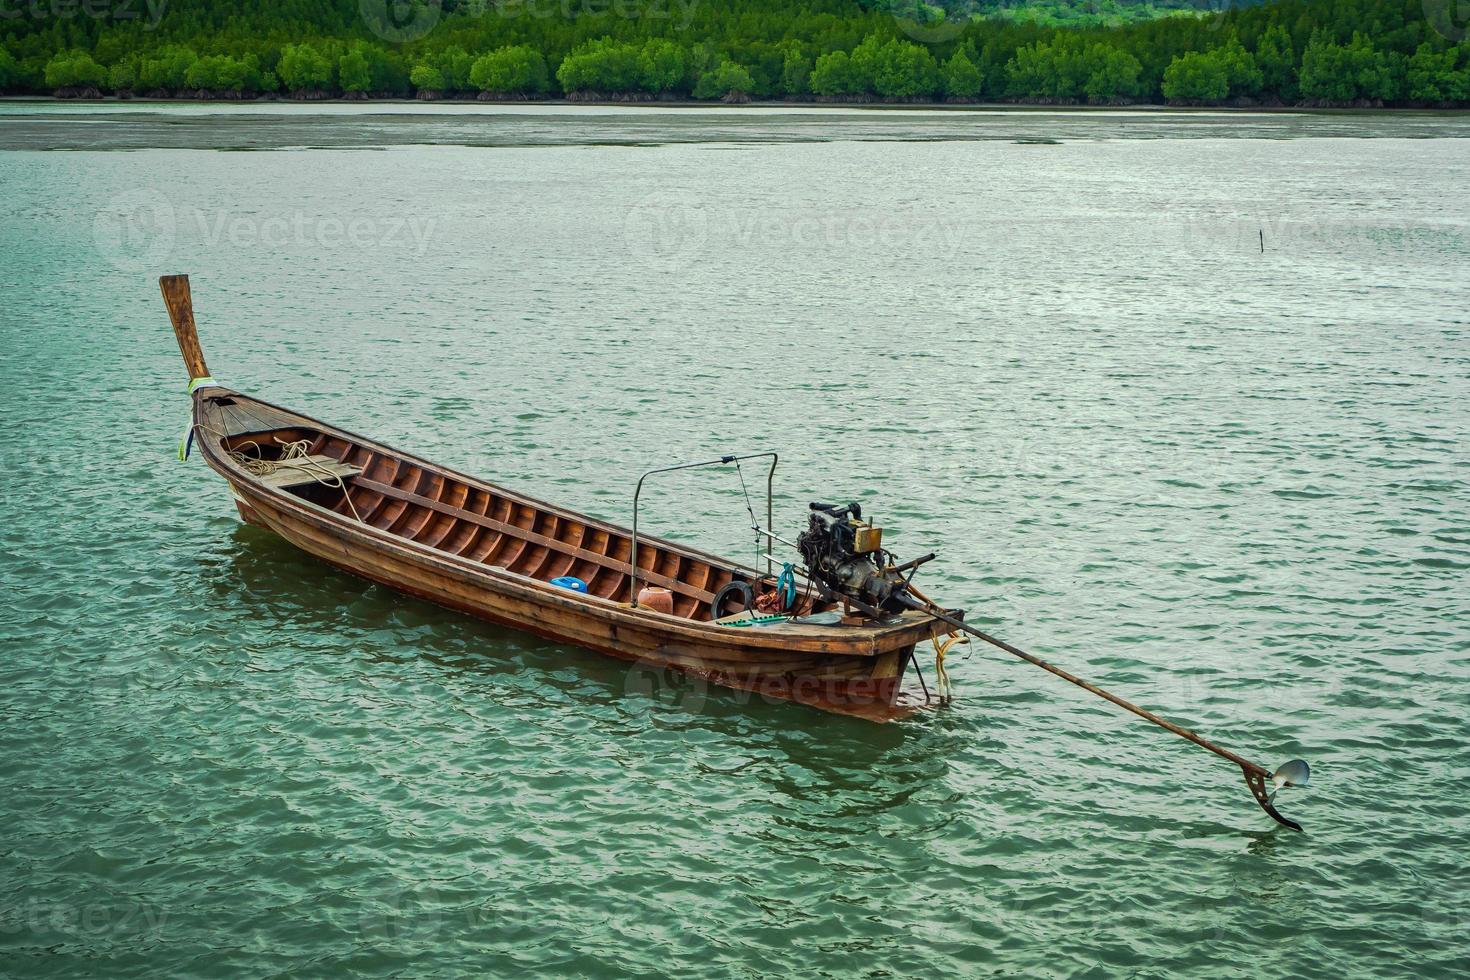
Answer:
218;426;813;623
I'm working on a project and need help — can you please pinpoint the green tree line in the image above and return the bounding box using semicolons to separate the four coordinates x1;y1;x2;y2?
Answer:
2;0;1467;106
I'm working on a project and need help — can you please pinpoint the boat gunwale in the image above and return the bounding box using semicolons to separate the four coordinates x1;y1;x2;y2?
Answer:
205;388;752;579
196;387;947;655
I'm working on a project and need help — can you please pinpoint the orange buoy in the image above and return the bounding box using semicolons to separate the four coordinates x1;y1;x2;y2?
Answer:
637;586;674;615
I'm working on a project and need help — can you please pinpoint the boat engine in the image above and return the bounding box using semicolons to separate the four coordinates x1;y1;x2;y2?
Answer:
796;502;910;615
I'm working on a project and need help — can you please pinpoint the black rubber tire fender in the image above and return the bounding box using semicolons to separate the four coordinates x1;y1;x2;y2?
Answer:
710;581;755;621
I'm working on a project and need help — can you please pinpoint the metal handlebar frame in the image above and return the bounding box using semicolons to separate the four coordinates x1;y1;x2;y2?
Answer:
629;452;778;608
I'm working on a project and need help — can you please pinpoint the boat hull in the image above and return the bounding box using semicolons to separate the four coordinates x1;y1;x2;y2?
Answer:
196;391;950;721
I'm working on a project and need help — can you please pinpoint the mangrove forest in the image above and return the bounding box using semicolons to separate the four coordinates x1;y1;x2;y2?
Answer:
1;0;1467;107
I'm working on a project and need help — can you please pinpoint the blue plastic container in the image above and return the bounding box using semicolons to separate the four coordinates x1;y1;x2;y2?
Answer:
550;576;589;593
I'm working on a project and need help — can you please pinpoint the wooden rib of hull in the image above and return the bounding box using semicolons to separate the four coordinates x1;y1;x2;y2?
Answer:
195;388;951;721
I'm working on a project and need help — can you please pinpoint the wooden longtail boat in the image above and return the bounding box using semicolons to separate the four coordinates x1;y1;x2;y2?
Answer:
163;276;950;721
164;275;1315;827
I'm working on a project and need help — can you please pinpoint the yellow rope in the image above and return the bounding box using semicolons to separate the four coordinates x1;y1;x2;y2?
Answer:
932;632;969;701
193;423;364;523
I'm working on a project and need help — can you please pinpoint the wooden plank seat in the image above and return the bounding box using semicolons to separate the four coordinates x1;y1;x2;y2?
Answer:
258;454;364;490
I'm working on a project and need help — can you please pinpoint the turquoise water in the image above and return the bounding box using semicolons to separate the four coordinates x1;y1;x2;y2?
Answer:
1;106;1468;977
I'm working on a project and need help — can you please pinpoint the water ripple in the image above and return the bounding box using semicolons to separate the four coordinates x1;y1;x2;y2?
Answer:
1;113;1468;978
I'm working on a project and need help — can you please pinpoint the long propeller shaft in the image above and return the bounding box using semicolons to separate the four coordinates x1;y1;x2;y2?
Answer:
902;588;1305;830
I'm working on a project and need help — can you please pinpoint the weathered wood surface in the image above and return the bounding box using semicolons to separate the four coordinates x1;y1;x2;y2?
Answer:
160;275;210;380
259;454;364;489
190;386;951;720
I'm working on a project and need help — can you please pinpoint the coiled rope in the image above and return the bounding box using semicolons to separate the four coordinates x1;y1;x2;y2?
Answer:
195;423;364;524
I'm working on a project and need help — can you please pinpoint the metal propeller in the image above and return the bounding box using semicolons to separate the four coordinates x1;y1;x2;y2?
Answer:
1269;759;1311;805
